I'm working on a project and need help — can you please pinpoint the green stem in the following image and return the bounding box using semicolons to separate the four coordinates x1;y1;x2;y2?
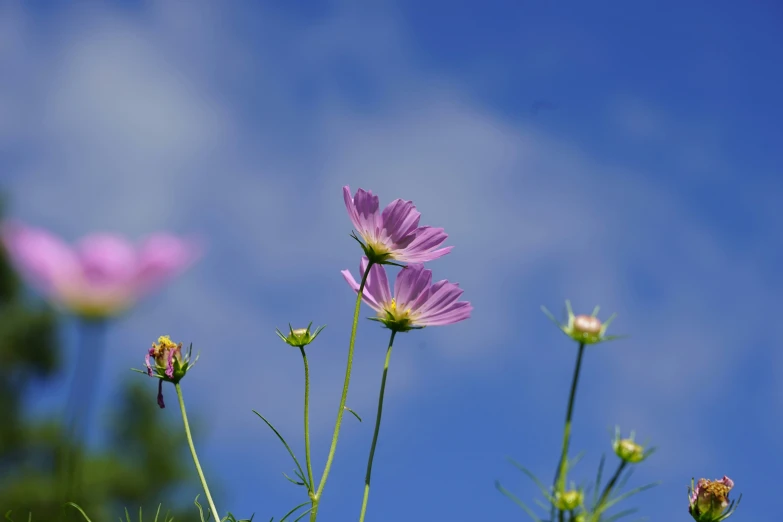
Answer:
550;342;586;520
595;461;627;515
358;330;397;522
300;346;315;493
312;261;374;520
176;382;219;522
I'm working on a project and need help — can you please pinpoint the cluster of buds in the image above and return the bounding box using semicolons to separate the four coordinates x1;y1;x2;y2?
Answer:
612;427;655;464
143;335;198;408
688;476;740;521
542;300;622;345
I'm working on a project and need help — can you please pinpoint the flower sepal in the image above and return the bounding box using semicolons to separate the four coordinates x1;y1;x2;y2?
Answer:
350;232;404;267
367;313;424;333
276;322;326;348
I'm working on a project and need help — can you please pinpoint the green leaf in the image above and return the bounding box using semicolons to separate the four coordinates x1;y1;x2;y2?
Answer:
601;508;638;522
290;509;313;522
283;471;306;486
278;502;310;522
253;410;309;490
495;480;542;522
506;457;555;502
601;482;659;512
65;503;94;522
344;406;363;422
194;495;209;522
593;455;606;507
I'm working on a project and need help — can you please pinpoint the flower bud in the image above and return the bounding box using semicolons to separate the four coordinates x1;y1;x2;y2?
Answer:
688;476;740;521
276;322;326;349
542;300;622;345
612;427;654;464
555;489;583;511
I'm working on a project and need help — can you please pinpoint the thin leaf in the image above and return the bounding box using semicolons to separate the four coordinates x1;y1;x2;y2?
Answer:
125;507;132;522
278;502;310;522
495;480;542;522
593;455;606;507
507;457;555;501
282;471;306;486
194;495;208;522
65;503;94;522
4;512;13;522
616;467;635;492
569;451;586;469
601;508;638;522
344;406;363;422
601;482;659;512
290;509;313;522
253;410;308;488
153;504;162;522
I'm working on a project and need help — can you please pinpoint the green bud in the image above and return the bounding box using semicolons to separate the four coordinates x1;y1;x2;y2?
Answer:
276;322;326;348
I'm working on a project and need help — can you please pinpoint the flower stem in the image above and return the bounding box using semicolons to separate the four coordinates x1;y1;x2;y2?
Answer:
551;342;586;520
176;382;219;521
312;261;374;520
594;461;627;516
300;346;315;493
62;318;107;503
358;330;397;522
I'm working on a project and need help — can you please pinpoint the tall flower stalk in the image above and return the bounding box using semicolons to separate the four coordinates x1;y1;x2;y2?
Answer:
551;341;586;520
176;382;219;522
342;260;471;520
358;330;396;522
61;318;108;504
311;261;373;521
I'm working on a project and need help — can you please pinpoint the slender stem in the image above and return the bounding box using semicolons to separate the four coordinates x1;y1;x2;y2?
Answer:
176;382;219;522
312;261;374;520
62;318;107;503
358;330;397;522
595;461;627;513
300;346;315;493
550;342;586;520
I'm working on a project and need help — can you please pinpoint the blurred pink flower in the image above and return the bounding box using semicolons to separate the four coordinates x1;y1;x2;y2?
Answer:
1;221;202;318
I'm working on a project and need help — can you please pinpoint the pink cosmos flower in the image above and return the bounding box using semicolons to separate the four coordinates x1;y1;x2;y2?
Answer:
343;186;452;264
342;256;471;331
1;221;201;319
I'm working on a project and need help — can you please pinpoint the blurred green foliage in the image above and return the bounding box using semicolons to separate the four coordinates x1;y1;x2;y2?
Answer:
0;200;199;520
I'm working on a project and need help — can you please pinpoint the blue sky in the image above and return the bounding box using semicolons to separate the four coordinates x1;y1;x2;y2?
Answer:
1;1;781;520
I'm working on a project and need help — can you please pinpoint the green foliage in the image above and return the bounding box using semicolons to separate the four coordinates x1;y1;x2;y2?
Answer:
0;200;198;520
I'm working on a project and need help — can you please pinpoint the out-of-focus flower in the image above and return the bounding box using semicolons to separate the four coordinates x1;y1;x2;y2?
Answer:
688;476;740;521
612;427;655;464
554;489;583;511
143;335;198;408
276;322;326;348
343;186;451;264
0;221;201;319
342;257;471;332
542;300;623;345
